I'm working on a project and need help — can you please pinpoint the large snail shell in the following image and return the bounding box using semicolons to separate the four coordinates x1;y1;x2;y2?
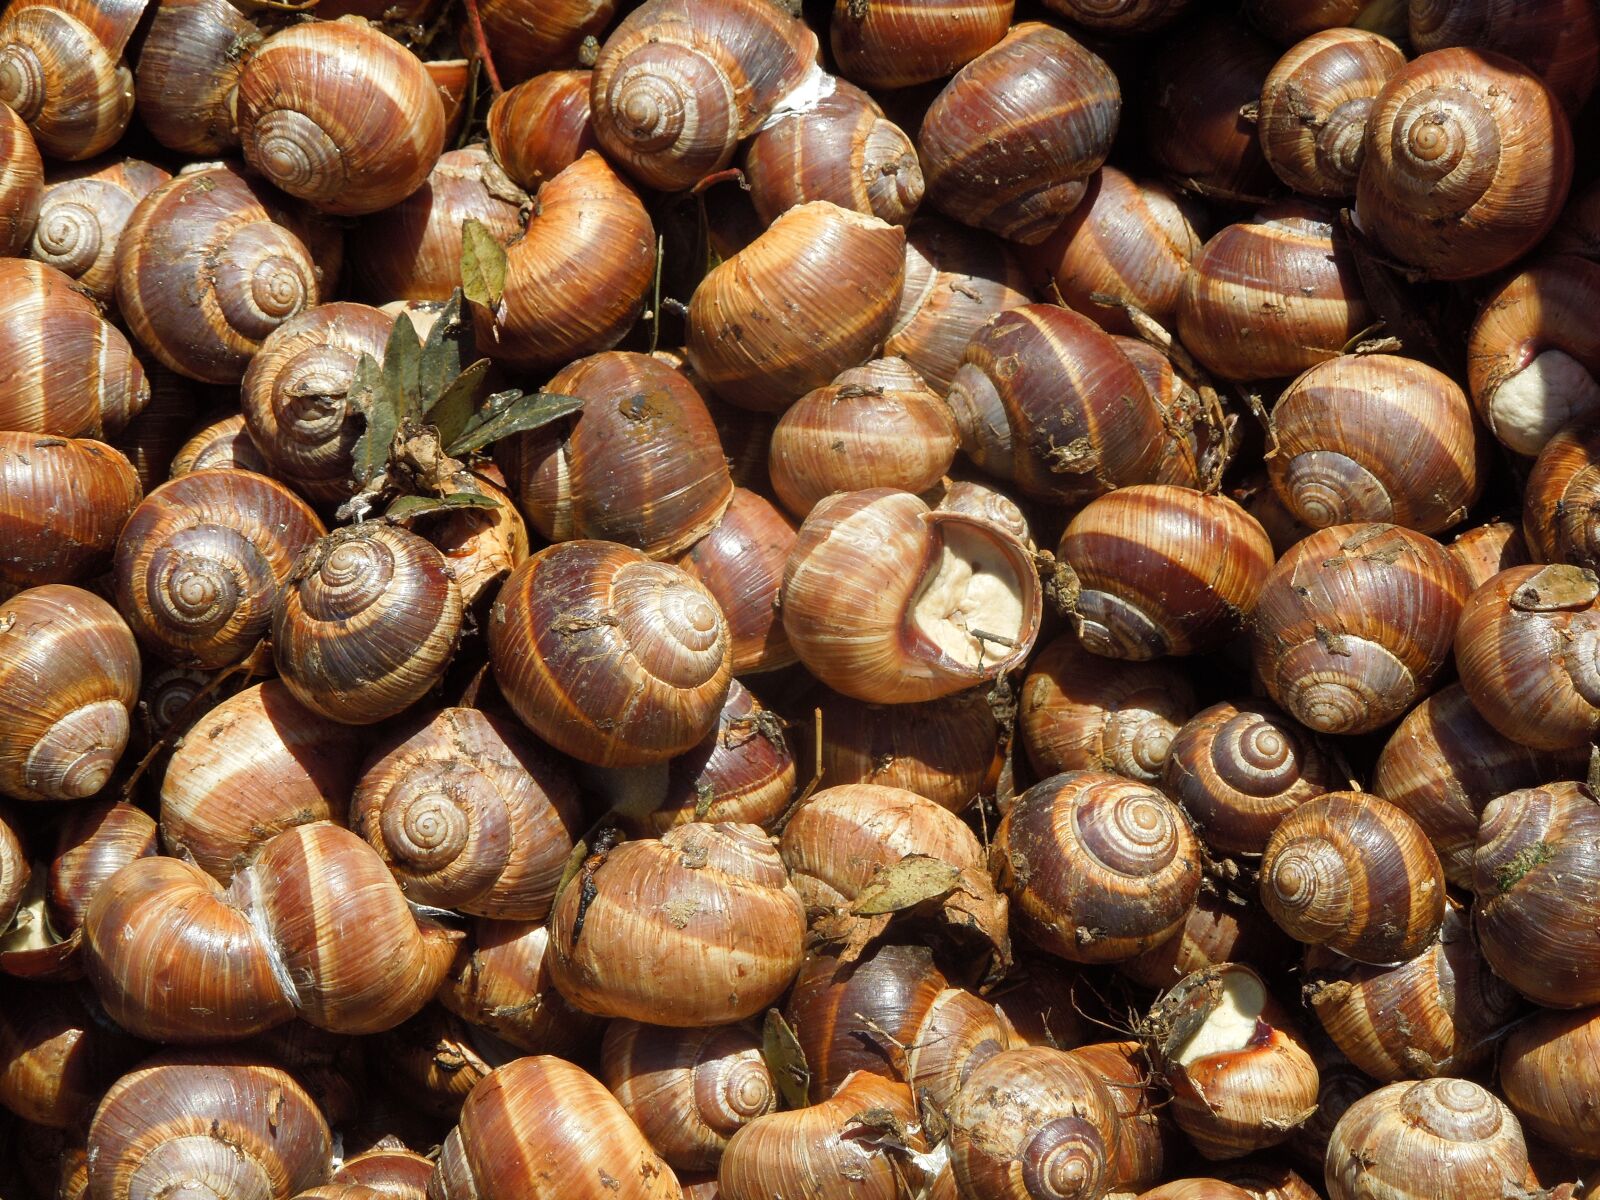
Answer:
0;585;139;802
1252;523;1470;735
87;1052;333;1200
547;822;806;1026
994;771;1202;964
781;488;1041;704
489;541;732;767
588;0;819;193
1499;1004;1600;1159
116;163;323;385
1356;48;1574;280
1525;420;1600;571
241;303;396;504
948;1046;1122;1200
0;104;41;257
0;0;135;160
29;156;168;304
432;1055;680;1200
134;0;262;155
686;200;906;413
351;707;584;918
819;687;999;813
1268;354;1487;534
0;432;141;596
1260;791;1446;964
496;350;733;560
160;680;362;884
601;1020;776;1173
113;468;326;669
235;17;446;215
830;0;1011;89
1410;0;1599;115
0;258;148;437
472;151;655;372
273;525;465;726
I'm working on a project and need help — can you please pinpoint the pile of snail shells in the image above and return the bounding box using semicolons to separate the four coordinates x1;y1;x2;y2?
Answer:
1;0;1600;1197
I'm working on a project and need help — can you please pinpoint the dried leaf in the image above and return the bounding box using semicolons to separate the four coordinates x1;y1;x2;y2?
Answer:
851;856;962;916
460;218;508;309
762;1008;811;1111
347;352;397;488
385;491;500;522
446;391;584;456
425;359;492;447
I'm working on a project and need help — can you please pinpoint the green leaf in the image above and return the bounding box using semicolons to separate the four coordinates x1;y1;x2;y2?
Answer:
425;358;491;447
347;352;398;488
461;218;507;308
385;491;501;522
418;291;471;406
850;855;961;916
381;311;424;423
446;391;584;456
761;1009;811;1111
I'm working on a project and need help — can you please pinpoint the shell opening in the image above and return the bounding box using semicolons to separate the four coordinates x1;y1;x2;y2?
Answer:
911;525;1026;669
1487;349;1600;456
1174;968;1267;1067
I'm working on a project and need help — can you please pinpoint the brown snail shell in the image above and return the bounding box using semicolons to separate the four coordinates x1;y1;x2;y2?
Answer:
169;413;269;478
829;0;1011;90
487;70;598;191
439;917;605;1056
0;0;137;161
819;687;999;814
0;432;141;597
674;489;798;675
1499;1004;1600;1159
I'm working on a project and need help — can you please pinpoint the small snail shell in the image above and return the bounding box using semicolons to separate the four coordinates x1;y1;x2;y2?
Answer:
908;988;1017;1117
116;163;323;385
1525;420;1600;569
47;799;159;936
0;259;148;437
1041;0;1192;32
1499;1004;1600;1159
474;0;613;83
686;200;906;413
439;917;606;1055
1472;782;1600;1009
432;1055;681;1200
235;17;445;215
1178;202;1373;382
1021;635;1199;786
134;0;262;155
0;432;141;596
0;981;145;1129
1372;682;1585;888
1244;0;1368;42
1259;29;1407;197
1269;354;1488;535
1448;520;1531;593
1304;904;1524;1082
819;687;999;813
948;1046;1122;1200
0;585;138;802
1214;1163;1322;1200
113;468;327;669
495;350;733;559
487;70;597;191
335;1147;435;1200
935;480;1035;550
241;302;395;504
601;1021;776;1173
1550;177;1600;260
781;488;1041;704
159;680;362;884
829;0;1011;89
0;806;24;937
768;358;957;518
170;413;269;478
919;23;1120;244
589;678;797;836
1165;700;1341;858
375;1004;495;1119
946;304;1166;503
1356;48;1574;280
0;104;41;256
675;488;798;675
273;525;465;726
350;707;583;918
28;156;168;304
719;1071;925;1200
743;77;923;227
472;151;655;372
588;0;818;193
1145;16;1279;202
87;1053;333;1200
886;215;1030;396
782;940;949;1103
1260;791;1446;964
489;541;732;767
1033;167;1205;337
112;364;229;492
1251;523;1470;735
1467;255;1600;457
993;771;1202;964
1058;485;1275;659
1118;888;1292;991
0;0;135;160
353;145;525;302
547;822;806;1026
1140;1184;1255;1200
1455;564;1600;750
422;471;530;612
1410;0;1600;115
1324;1079;1529;1200
1146;964;1321;1161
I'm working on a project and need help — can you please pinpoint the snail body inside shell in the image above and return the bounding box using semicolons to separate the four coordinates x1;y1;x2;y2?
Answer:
910;523;1029;669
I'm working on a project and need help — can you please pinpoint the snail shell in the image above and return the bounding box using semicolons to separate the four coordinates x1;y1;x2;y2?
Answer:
487;69;597;192
28;156;168;304
1410;0;1599;115
134;0;263;155
170;413;269;478
439;917;606;1056
0;431;141;596
819;687;999;813
0;91;41;258
0;0;137;160
829;0;1011;89
674;488;798;675
1499;1004;1600;1159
